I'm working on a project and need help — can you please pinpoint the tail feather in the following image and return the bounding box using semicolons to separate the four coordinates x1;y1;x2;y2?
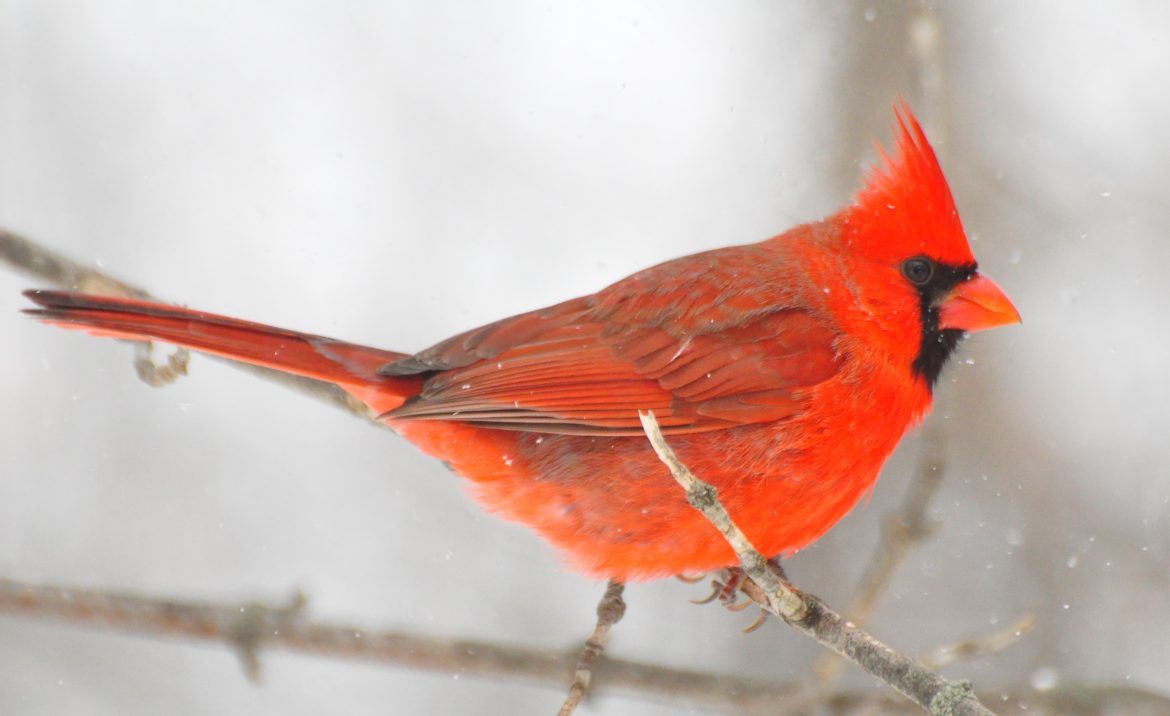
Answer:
23;290;423;414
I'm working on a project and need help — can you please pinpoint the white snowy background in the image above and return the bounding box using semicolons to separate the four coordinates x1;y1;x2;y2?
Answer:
2;2;1168;714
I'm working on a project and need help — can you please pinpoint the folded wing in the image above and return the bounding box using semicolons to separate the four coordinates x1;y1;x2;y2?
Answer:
383;301;840;435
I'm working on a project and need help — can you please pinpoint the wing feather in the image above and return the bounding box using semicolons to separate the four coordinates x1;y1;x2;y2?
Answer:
383;305;840;435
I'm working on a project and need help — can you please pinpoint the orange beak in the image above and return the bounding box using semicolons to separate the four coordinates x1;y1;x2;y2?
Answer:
938;274;1021;333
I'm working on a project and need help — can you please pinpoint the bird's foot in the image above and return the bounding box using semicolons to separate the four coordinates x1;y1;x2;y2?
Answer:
687;567;745;607
686;559;789;634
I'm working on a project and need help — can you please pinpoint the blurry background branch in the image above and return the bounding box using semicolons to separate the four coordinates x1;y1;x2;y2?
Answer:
0;576;1165;716
0;575;790;714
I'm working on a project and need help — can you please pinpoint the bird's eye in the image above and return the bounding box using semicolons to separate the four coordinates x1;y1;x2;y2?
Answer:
901;257;934;286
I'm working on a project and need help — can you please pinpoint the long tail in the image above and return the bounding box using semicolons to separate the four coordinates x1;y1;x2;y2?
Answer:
23;290;424;415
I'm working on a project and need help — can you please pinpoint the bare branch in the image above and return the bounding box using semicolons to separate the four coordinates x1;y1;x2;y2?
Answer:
6;575;1152;715
639;411;997;716
0;576;798;713
559;580;627;715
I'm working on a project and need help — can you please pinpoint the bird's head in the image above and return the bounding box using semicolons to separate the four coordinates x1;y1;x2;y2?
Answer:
833;104;1020;386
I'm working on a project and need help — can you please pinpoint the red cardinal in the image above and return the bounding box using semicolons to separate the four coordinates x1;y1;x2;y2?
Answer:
24;106;1019;582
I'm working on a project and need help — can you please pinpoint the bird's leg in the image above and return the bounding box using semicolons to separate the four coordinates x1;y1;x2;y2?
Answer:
686;559;788;634
732;556;788;632
687;557;787;611
684;567;749;608
716;568;749;608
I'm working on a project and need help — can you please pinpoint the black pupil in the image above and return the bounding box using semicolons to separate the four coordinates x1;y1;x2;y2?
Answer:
903;258;933;285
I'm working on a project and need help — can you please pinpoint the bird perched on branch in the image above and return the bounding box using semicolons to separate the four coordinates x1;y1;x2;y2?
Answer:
24;105;1019;582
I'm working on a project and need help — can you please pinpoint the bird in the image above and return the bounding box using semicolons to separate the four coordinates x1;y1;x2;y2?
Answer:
23;105;1019;583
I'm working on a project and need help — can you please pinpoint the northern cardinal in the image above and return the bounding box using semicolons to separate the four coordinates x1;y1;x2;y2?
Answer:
24;106;1019;582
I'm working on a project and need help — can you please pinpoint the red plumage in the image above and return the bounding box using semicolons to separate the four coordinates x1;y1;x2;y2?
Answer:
24;106;1019;581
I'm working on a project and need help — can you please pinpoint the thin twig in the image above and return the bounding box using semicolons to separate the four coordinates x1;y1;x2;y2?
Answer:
559;580;627;715
921;615;1036;671
638;411;997;716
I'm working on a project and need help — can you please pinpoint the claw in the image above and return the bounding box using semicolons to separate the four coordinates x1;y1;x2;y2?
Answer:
741;608;769;634
727;598;754;612
675;573;707;584
689;582;722;605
